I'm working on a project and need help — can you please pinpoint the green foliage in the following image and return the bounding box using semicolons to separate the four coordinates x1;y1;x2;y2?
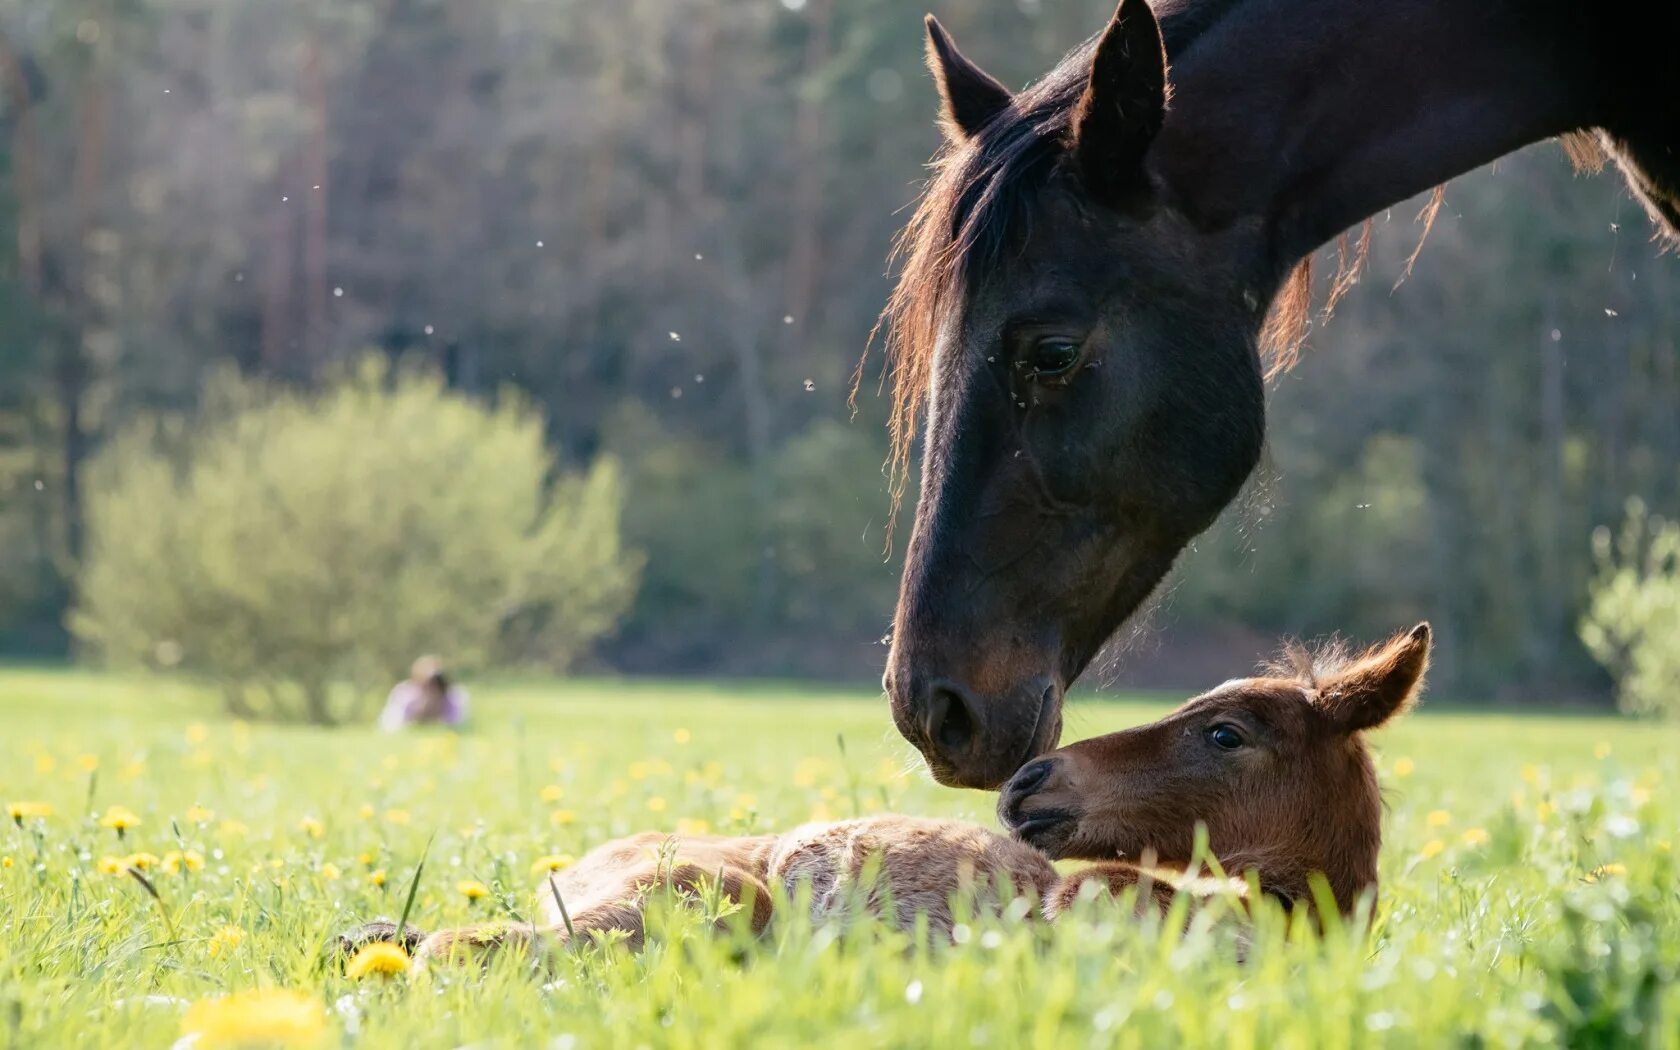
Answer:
1;669;1678;1046
1580;499;1680;718
69;359;640;723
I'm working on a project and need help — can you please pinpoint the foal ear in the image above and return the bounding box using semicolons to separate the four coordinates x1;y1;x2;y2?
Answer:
1317;623;1432;732
924;15;1013;140
1070;0;1168;201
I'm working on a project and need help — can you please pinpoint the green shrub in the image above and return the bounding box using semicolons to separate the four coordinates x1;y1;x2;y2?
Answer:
70;358;640;723
1580;499;1680;718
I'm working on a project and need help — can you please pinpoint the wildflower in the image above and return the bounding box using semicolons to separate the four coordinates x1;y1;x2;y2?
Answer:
7;800;51;825
206;925;245;958
34;754;55;774
1630;785;1652;807
383;808;411;826
345;942;410;980
457;879;489;902
646;796;667;813
540;784;565;803
358;804;375;820
1391;757;1414;778
220;819;250;837
180;988;326;1047
357;851;376;867
1425;809;1451;828
1584;863;1628;882
99;805;141;836
118;760;146;781
186;723;210;745
368;868;387;887
1;856;12;869
673;728;691;745
676;818;711;836
1521;764;1540;784
1461;828;1489;847
320;863;341;881
76;753;99;772
550;809;577;827
1593;741;1612;760
185;804;215;824
164;849;206;874
96;856;125;875
628;761;653;781
530;854;575;875
298;816;325;839
124;852;161;871
734;793;758;810
1419;839;1445;859
1535;800;1556;823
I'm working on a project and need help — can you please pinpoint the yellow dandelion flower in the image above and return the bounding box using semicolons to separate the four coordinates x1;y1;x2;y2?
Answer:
673;728;691;744
118;760;146;781
358;804;375;820
185;804;215;824
383;808;411;826
735;793;758;810
1593;741;1612;760
180;988;325;1047
457;879;489;901
76;753;99;773
96;856;125;875
164;849;206;874
185;723;210;745
357;851;376;867
1521;764;1540;784
530;854;575;874
539;784;565;803
1419;839;1445;859
368;868;387;887
124;852;161;872
1461;828;1489;847
7;800;52;824
1584;863;1627;883
100;806;141;836
320;863;341;881
628;760;653;781
1391;757;1414;778
206;925;245;959
33;754;56;774
1535;800;1556;823
298;817;324;839
1;856;12;869
676;818;711;836
550;809;577;827
809;804;834;822
1630;785;1652;807
646;796;667;813
345;942;410;979
219;819;250;837
1425;809;1451;828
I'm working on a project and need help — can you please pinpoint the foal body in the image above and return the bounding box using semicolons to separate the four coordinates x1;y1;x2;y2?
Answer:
366;626;1430;965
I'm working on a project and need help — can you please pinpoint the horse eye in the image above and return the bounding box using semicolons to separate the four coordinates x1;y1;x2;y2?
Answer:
1208;724;1245;751
1028;337;1082;378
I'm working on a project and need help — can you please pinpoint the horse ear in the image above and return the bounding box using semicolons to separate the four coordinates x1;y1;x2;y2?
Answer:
1317;624;1431;732
1070;0;1168;200
925;15;1013;140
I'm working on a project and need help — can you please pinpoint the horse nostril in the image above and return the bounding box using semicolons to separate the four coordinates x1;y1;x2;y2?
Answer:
1010;758;1054;796
926;681;977;755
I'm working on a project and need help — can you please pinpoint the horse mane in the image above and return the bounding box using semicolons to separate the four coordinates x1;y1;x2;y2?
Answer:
855;0;1608;529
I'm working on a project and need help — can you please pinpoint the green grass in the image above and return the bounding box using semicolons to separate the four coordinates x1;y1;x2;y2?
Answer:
2;667;1677;1048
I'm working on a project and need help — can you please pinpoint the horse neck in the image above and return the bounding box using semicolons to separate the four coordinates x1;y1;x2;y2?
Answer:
1148;0;1610;272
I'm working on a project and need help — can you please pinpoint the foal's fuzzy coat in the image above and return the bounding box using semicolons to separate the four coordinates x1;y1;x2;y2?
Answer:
346;625;1429;966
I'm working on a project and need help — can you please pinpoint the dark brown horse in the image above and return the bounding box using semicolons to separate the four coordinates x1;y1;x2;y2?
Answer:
880;0;1679;787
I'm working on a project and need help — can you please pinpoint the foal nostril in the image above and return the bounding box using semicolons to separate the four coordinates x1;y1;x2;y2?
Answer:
925;680;978;756
1010;758;1054;796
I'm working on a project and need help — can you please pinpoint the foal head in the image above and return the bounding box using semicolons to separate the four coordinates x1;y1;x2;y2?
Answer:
999;624;1431;910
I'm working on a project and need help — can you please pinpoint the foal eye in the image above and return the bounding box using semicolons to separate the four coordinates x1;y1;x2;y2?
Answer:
1208;724;1246;751
1026;337;1082;378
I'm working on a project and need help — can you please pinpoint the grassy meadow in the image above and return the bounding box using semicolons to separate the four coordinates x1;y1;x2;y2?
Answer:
2;666;1677;1048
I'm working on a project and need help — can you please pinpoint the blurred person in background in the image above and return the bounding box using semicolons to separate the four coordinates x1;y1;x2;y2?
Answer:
378;656;469;731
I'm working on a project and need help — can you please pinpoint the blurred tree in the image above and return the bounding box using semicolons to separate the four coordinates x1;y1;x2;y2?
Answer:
70;359;640;723
1580;499;1680;719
